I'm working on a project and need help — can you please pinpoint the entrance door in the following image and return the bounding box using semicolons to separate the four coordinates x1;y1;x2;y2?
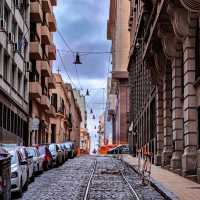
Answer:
51;124;56;143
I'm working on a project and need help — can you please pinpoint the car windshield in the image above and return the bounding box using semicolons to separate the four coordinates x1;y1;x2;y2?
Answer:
10;152;17;164
39;147;45;155
64;143;71;148
49;144;56;152
27;148;36;157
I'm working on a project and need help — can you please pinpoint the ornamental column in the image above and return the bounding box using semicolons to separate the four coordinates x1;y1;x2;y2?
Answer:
171;43;184;170
168;2;198;174
155;81;164;166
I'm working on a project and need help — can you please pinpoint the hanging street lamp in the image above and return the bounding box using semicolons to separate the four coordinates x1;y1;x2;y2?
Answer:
73;53;82;64
86;89;90;96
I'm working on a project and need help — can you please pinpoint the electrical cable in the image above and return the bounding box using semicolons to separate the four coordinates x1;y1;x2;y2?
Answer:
57;49;78;89
57;29;74;54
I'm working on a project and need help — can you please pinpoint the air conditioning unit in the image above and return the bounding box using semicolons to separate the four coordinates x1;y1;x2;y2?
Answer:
15;0;20;9
14;42;20;52
25;61;32;72
8;32;15;43
0;19;7;32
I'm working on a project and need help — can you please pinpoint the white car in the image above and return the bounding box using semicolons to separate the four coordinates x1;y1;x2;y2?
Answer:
9;149;28;197
26;147;43;174
19;147;34;182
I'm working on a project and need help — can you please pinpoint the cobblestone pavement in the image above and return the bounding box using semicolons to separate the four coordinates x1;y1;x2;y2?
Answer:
13;156;166;200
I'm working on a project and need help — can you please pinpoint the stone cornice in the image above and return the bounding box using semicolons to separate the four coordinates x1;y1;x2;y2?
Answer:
167;2;189;40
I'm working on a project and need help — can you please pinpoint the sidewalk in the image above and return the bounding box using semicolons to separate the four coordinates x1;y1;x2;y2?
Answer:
121;155;200;200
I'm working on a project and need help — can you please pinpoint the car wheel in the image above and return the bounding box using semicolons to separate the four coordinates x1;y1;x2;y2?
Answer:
30;174;35;182
23;177;28;191
17;178;23;198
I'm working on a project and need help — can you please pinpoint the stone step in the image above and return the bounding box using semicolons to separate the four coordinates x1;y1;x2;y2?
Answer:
185;175;197;183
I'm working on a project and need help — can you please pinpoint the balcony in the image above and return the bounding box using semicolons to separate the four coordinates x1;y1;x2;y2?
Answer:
48;76;56;89
30;41;42;60
46;44;56;60
40;95;50;110
29;82;42;99
108;94;117;115
42;0;51;13
41;25;51;44
46;105;56;117
40;61;51;77
46;13;56;32
50;0;57;6
30;1;43;22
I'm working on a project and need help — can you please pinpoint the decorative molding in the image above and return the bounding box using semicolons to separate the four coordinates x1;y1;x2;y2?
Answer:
180;0;200;12
167;2;189;39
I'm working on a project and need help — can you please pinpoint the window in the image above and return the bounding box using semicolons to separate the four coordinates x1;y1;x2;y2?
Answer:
3;105;7;129
3;54;9;81
14;113;17;135
4;6;9;31
18;116;21;137
18;71;22;94
0;102;2;127
11;111;14;133
23;78;27;98
7;108;10;131
11;65;16;87
18;30;23;55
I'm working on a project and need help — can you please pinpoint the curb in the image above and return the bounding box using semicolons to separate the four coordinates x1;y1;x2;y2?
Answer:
123;160;179;200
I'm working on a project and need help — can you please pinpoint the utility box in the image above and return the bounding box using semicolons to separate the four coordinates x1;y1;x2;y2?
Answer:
0;148;11;200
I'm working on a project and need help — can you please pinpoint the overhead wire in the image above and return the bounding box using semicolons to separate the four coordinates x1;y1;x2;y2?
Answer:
57;49;78;89
57;29;83;90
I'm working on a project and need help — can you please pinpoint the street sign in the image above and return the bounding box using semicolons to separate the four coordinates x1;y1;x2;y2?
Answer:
31;118;40;131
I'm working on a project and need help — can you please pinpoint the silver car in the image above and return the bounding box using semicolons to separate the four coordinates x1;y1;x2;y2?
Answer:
26;147;43;175
49;144;63;166
9;149;28;197
19;147;34;182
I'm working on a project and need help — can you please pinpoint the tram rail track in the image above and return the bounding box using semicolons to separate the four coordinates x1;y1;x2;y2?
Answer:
83;159;97;200
83;157;141;200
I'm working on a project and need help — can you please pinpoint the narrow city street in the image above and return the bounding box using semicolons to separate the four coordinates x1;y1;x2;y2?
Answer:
13;156;165;200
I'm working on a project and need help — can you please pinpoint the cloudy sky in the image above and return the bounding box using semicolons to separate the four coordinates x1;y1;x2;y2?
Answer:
53;0;111;151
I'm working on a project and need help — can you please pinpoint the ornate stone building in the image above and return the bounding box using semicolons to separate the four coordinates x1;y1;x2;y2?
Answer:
107;0;130;145
128;0;200;181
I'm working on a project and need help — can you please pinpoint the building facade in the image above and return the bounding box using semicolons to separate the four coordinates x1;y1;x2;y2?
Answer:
98;113;105;147
105;77;113;145
73;89;90;154
0;0;30;145
128;0;200;181
107;0;130;145
49;73;70;144
65;84;82;151
29;0;57;145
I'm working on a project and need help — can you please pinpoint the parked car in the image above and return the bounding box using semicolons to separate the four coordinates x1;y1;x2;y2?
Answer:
108;145;130;154
19;147;34;182
37;145;53;170
49;144;63;166
26;147;43;175
60;144;69;161
9;148;28;197
63;142;75;158
57;144;66;162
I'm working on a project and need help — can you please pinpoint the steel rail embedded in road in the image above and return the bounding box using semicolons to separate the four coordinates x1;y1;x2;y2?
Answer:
120;169;140;200
83;159;97;200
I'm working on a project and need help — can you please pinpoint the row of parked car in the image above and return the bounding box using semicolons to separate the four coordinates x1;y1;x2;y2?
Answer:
0;142;77;197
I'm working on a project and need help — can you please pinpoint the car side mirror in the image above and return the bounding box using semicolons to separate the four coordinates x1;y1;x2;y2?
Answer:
20;160;28;165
